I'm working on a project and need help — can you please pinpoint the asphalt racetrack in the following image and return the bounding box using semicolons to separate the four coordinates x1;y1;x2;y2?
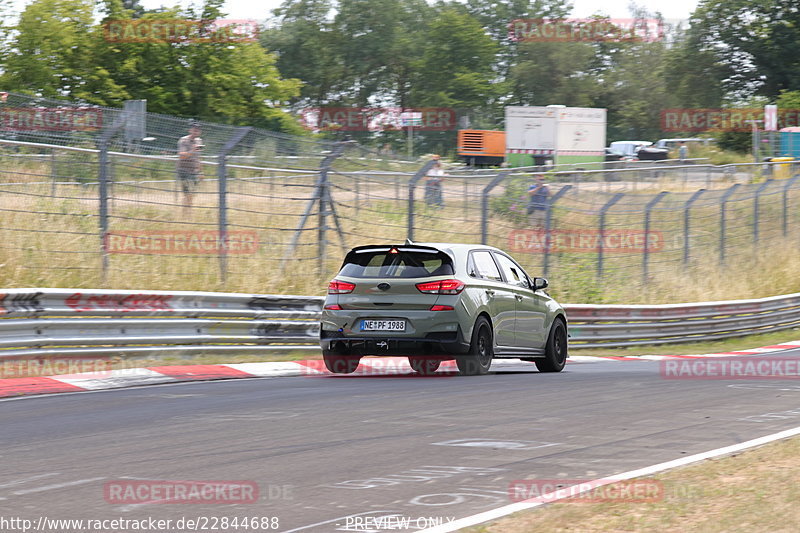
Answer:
4;352;800;532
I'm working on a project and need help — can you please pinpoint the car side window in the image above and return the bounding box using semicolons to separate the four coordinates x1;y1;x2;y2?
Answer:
469;251;502;282
494;253;530;289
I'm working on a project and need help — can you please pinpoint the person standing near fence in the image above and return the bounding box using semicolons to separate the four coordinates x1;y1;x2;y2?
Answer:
177;121;204;210
527;175;550;228
425;155;445;208
678;141;688;161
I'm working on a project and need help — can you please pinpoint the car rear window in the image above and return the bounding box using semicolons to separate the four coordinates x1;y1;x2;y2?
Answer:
339;248;454;278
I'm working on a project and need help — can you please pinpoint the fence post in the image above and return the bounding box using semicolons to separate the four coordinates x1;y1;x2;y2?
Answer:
753;180;771;245
543;185;572;278
642;191;669;283
782;177;799;237
96;116;128;282
480;171;512;245
282;143;347;273
683;189;706;264
50;150;58;197
719;183;741;265
216;127;252;283
406;160;436;241
597;193;624;278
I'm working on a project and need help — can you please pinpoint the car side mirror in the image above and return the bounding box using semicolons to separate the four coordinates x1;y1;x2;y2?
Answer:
532;277;548;291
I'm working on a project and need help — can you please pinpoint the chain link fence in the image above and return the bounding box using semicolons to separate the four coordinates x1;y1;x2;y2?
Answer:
2;92;800;301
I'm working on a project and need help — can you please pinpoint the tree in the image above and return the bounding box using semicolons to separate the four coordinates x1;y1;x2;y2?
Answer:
410;6;499;109
688;0;800;100
261;0;345;108
0;0;126;103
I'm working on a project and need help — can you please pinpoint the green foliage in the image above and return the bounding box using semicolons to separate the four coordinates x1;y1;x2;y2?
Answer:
716;131;752;155
490;176;532;225
777;90;800;110
688;0;800;99
0;0;301;132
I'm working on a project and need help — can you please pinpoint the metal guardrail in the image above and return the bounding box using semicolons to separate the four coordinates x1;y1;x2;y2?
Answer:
1;288;799;358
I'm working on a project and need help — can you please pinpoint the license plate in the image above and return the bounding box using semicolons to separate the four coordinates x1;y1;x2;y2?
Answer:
361;320;406;332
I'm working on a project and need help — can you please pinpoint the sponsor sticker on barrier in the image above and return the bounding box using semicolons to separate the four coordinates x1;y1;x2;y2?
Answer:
65;292;174;312
661;358;800;380
105;230;259;255
509;229;664;254
508;478;664;503
0;292;44;315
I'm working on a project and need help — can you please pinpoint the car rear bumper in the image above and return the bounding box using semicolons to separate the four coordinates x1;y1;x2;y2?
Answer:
320;328;470;357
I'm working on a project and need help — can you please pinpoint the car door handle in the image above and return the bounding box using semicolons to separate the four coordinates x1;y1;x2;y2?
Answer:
515;294;524;301
485;289;495;297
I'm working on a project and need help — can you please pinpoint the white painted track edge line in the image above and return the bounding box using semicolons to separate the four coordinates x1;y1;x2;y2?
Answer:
418;425;800;533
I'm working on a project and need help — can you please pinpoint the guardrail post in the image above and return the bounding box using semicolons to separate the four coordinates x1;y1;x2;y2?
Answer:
217;127;252;283
719;183;741;265
683;189;706;264
752;180;770;245
598;193;624;278
406;160;436;241
643;191;668;283
782;176;800;237
543;185;572;278
480;171;511;245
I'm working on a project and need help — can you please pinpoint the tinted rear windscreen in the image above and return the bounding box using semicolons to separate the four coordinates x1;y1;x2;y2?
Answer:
340;249;454;278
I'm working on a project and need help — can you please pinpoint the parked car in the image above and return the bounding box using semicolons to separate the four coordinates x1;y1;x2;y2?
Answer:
320;242;568;376
609;141;652;159
608;140;668;161
604;148;624;162
654;138;715;149
636;146;669;160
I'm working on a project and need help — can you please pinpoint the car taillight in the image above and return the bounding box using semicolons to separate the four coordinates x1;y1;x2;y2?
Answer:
430;304;454;311
328;280;355;294
324;304;343;310
416;279;465;295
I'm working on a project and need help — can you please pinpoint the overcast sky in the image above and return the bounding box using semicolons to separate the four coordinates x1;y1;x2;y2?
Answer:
8;0;701;22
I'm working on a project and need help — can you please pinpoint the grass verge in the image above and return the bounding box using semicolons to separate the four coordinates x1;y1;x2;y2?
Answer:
468;435;800;533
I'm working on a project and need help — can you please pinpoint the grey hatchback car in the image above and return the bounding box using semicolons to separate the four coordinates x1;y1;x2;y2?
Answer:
320;242;568;375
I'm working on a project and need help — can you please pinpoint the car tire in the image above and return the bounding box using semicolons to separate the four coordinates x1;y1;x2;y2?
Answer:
409;357;441;375
323;345;361;374
457;317;493;376
536;318;567;373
